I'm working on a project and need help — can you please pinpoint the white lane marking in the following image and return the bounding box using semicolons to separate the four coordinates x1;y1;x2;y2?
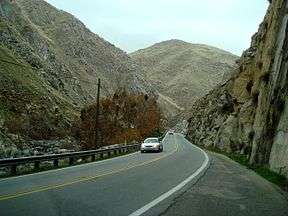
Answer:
0;133;170;182
128;135;209;216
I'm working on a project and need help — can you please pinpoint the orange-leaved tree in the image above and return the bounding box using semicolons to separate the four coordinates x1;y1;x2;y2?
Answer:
78;90;161;150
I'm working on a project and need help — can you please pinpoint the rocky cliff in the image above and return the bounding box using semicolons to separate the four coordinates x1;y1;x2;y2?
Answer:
131;40;238;115
187;0;288;178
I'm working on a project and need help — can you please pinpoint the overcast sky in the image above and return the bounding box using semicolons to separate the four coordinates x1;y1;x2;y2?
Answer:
46;0;269;56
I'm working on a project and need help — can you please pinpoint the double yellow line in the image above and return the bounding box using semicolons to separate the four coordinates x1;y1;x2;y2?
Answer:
0;136;179;201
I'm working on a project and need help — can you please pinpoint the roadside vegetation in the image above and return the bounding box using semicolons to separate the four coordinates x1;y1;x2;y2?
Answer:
73;90;162;150
195;144;288;191
0;90;162;177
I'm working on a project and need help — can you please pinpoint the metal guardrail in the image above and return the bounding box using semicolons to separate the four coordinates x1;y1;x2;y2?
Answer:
0;143;141;175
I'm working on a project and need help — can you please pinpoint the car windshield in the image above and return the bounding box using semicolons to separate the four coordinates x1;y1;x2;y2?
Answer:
144;138;159;143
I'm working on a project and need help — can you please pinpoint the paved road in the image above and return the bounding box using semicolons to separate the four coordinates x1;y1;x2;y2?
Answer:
0;134;208;216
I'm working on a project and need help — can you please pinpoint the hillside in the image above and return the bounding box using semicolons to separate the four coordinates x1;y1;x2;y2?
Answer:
0;45;78;158
0;0;152;104
187;0;288;179
0;0;153;158
130;40;238;113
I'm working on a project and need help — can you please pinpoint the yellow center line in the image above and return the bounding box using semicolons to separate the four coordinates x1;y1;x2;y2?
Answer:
0;136;179;202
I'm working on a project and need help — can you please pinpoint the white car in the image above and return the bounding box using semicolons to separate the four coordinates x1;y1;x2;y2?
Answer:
141;137;163;153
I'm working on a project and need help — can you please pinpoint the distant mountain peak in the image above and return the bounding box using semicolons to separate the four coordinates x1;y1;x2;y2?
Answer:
130;39;238;118
154;39;188;45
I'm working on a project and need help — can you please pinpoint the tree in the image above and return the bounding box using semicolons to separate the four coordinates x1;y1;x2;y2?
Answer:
77;90;161;150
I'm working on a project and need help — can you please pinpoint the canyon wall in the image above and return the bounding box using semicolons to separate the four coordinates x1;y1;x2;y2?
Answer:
187;0;288;178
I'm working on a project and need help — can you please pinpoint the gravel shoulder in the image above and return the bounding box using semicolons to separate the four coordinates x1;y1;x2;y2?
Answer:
160;152;288;216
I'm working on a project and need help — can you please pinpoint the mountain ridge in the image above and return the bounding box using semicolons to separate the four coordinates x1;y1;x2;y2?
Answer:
130;39;238;117
131;39;237;56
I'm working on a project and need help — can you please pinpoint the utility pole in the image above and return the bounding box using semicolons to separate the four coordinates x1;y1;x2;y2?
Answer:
95;78;101;149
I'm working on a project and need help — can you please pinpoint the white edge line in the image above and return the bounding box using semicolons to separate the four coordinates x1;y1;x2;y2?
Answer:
0;133;170;183
128;136;209;216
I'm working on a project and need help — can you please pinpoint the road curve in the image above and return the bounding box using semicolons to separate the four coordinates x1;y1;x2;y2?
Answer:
0;134;208;216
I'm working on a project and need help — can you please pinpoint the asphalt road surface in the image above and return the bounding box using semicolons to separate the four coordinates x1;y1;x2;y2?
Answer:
0;134;209;216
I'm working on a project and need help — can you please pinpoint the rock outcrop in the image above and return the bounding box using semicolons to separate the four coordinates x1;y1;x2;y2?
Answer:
187;0;288;178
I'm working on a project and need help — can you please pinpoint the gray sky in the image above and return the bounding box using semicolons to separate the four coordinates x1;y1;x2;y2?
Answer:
46;0;269;56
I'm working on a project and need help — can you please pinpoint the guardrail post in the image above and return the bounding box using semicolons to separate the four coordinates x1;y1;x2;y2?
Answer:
11;165;17;175
54;159;59;167
69;157;74;165
34;161;40;170
91;155;96;161
107;151;111;157
114;150;117;155
100;153;103;159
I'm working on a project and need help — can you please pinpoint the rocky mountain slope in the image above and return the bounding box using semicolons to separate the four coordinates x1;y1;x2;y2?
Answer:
0;0;153;158
130;40;238;113
0;0;151;103
187;0;288;178
0;45;80;158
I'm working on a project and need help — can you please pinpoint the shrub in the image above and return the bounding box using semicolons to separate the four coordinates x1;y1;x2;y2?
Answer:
248;130;255;141
252;91;259;105
4;116;26;135
257;61;263;69
221;102;234;114
260;72;270;84
246;80;253;93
